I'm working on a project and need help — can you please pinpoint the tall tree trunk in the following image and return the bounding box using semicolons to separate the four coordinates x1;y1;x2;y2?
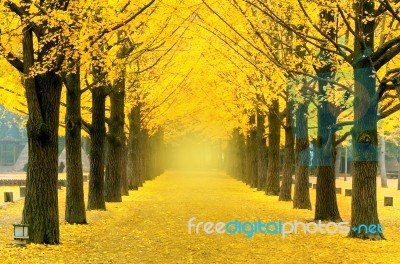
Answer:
349;0;383;240
140;128;149;184
397;157;400;190
379;136;388;188
121;144;129;196
225;138;233;175
151;132;158;178
88;86;106;210
152;132;160;179
293;102;312;210
314;72;341;221
378;14;388;185
315;165;341;220
244;114;257;187
248;116;258;188
234;129;246;182
256;111;267;191
335;144;342;179
105;77;125;202
157;129;165;176
344;146;348;181
152;128;165;177
350;66;382;240
266;99;280;195
64;61;87;224
229;129;239;179
315;161;341;221
23;72;62;244
279;109;294;201
244;134;251;185
127;105;141;190
245;115;257;187
21;26;62;244
312;5;341;221
147;134;156;180
227;130;241;178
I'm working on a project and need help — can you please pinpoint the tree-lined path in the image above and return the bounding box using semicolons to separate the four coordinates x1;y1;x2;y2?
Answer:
0;170;399;263
2;0;400;261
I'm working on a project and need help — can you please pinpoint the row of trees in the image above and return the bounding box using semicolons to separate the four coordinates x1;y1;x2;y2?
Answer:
0;0;201;244
199;0;400;240
1;0;400;243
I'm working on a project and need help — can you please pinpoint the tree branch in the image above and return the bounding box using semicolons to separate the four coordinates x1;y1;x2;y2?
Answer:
374;42;400;71
334;131;351;147
379;103;400;119
5;1;42;37
380;0;400;23
92;0;156;44
4;52;24;73
337;4;364;49
81;120;92;134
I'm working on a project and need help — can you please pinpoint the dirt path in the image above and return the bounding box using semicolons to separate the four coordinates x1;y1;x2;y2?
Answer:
0;170;399;263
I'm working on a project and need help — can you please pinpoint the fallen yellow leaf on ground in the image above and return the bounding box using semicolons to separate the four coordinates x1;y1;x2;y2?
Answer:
0;170;399;263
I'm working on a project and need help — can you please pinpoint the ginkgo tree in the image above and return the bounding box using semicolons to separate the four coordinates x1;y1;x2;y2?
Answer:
2;0;400;246
0;0;158;244
198;0;400;241
0;0;72;244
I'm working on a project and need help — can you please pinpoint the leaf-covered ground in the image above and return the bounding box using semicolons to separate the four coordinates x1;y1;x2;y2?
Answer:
0;171;399;263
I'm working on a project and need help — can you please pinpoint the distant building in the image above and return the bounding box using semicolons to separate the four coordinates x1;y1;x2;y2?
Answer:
0;105;93;173
0;135;25;171
0;105;27;171
13;143;28;171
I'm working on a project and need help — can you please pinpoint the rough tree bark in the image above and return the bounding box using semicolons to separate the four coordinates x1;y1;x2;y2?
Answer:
228;128;243;180
6;0;72;244
349;0;383;240
335;144;342;179
22;72;62;244
151;133;161;179
398;157;400;190
236;130;246;182
344;146;348;181
127;104;141;190
157;129;166;176
314;72;341;221
230;129;239;179
88;85;106;210
140;128;149;184
244;134;251;185
20;20;64;243
293;102;312;210
265;99;281;195
279;108;294;201
151;129;165;177
256;111;267;191
121;144;129;196
249;125;258;188
104;76;125;202
311;6;341;221
225;138;233;176
147;134;156;180
150;133;158;179
379;136;388;188
246;115;258;187
64;60;87;224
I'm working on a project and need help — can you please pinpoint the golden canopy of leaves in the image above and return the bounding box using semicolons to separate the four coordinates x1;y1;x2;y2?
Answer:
1;0;400;143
